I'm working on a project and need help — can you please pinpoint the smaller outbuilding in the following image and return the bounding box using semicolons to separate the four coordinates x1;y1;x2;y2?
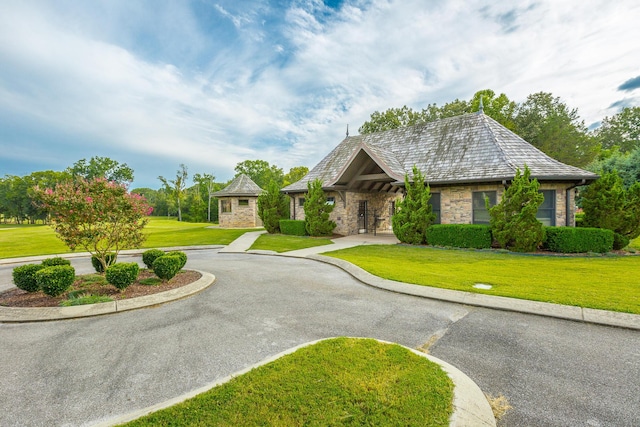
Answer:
212;174;264;228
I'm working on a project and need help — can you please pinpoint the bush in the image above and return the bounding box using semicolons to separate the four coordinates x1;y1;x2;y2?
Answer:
142;249;165;269
152;255;182;280
106;262;140;291
41;257;71;267
426;225;493;249
166;251;187;269
258;181;289;233
543;227;614;253
392;167;436;244
12;264;45;292
36;265;75;297
91;252;117;273
280;220;307;236
613;233;630;250
304;179;336;236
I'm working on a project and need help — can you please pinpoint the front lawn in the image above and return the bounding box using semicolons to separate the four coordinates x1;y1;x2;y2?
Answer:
0;218;256;259
122;338;453;427
326;245;640;314
249;234;333;253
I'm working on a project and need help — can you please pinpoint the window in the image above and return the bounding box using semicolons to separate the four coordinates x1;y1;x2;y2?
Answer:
221;200;231;213
238;199;249;206
472;191;496;224
429;193;441;224
537;190;556;226
298;197;305;207
326;196;335;205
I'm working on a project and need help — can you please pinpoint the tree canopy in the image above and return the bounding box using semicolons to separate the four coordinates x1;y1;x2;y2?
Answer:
68;156;134;184
234;160;284;189
595;106;640;153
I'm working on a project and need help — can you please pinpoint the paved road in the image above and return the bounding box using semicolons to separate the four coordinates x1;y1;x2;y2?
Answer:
0;250;638;426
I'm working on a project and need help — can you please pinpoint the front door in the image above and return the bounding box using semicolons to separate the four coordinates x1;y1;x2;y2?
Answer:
358;200;368;233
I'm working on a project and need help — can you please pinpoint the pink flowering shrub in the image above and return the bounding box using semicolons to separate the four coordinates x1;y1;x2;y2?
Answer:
34;178;153;272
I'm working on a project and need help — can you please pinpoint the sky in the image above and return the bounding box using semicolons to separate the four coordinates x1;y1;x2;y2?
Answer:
1;0;639;189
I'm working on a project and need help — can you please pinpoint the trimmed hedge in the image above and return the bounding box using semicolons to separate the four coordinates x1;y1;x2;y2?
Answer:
543;227;614;253
142;249;165;269
426;224;492;249
12;264;45;292
106;262;140;291
36;265;75;297
166;251;187;269
41;257;71;267
152;255;182;280
280;220;307;236
91;253;117;273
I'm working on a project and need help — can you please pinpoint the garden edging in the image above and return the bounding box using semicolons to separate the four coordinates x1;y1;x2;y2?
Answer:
0;270;215;323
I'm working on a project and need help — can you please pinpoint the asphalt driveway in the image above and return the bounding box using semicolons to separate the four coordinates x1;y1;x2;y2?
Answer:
0;250;638;426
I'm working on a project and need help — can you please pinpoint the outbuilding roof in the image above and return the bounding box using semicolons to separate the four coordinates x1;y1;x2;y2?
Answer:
213;174;263;197
282;112;598;193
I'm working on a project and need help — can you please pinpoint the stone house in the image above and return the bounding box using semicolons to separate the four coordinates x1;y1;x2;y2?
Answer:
281;112;598;236
213;174;264;228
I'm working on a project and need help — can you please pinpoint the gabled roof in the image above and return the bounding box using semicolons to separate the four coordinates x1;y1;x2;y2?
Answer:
213;174;263;197
282;112;598;192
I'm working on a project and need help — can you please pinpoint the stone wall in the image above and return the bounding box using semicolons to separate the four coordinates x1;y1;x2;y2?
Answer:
218;196;262;228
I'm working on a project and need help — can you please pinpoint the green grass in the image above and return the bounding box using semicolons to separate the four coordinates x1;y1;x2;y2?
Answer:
630;237;640;251
122;338;453;427
0;218;257;259
139;277;163;286
60;294;114;306
249;234;333;253
327;245;640;314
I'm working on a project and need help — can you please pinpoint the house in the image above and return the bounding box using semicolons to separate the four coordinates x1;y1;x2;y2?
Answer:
212;174;264;228
281;111;599;236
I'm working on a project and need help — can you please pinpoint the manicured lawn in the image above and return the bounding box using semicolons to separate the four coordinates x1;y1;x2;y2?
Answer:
249;234;333;253
327;245;640;314
122;338;453;427
630;237;640;251
0;218;256;259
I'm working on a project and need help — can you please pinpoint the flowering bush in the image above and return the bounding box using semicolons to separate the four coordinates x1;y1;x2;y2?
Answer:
35;178;152;272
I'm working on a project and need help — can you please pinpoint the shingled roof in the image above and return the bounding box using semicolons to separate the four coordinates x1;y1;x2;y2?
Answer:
282;112;598;193
213;174;263;197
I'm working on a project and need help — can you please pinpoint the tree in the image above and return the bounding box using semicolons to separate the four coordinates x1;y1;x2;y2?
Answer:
392;166;436;244
358;106;426;134
469;90;518;130
283;166;309;187
34;177;152;272
587;146;640;189
488;166;545;252
303;179;336;236
193;173;217;222
581;171;640;241
596;107;640;153
234;160;284;189
158;164;189;221
258;181;288;233
68;156;134;184
513;92;599;167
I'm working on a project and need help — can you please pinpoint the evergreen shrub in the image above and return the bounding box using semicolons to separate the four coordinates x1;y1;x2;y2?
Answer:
142;249;165;269
613;233;630;250
12;264;45;292
152;256;182;280
166;251;187;269
426;225;492;249
392;167;435;245
36;265;75;297
106;262;140;291
91;253;117;273
279;220;307;236
543;227;614;253
41;257;71;267
304;179;336;236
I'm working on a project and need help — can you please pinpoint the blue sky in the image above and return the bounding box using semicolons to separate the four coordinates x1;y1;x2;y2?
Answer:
1;0;639;189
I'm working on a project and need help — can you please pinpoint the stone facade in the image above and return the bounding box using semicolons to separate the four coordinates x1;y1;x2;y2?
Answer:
218;197;262;228
290;182;577;235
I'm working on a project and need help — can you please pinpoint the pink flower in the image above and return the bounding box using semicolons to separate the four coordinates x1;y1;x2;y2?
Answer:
85;197;93;203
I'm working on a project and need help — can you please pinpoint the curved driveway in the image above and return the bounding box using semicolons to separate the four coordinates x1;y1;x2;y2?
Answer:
0;250;638;426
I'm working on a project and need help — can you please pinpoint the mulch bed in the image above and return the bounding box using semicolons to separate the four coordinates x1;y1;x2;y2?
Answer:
0;269;202;308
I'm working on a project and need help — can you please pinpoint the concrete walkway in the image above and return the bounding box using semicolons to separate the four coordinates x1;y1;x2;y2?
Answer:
218;230;267;253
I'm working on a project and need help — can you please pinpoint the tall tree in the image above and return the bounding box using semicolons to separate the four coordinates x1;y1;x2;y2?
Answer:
595;106;640;153
303;179;336;236
234;160;284;189
283;166;309;187
193;173;217;222
587;146;640;189
68;156;134;184
469;89;518;130
158;164;189;221
257;181;288;233
513;92;599;167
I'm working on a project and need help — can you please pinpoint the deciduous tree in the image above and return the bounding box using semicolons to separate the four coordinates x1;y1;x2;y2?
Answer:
234;160;284;189
68;156;134;184
595;106;640;153
158;164;189;221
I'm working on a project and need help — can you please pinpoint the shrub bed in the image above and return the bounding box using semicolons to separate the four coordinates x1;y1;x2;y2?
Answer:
12;264;45;292
543;227;614;253
426;224;492;249
280;219;307;236
91;253;117;273
142;249;165;269
36;265;76;297
152;255;182;280
106;262;140;291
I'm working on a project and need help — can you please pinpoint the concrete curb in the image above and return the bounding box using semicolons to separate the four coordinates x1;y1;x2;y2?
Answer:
0;270;215;323
92;338;495;427
305;254;640;331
